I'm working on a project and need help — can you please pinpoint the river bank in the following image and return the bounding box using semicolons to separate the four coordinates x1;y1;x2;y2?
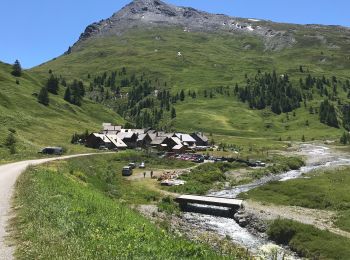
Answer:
154;143;350;258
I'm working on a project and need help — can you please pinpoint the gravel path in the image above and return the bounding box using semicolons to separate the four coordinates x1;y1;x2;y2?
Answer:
0;153;111;260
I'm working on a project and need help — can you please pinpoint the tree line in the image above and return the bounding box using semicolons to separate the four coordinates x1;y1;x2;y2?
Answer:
234;71;302;114
86;68;183;129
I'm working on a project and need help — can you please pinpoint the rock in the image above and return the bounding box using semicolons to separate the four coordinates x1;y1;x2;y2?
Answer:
238;218;248;227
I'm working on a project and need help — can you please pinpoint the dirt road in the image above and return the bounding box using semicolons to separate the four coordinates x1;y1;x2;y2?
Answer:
0;153;111;260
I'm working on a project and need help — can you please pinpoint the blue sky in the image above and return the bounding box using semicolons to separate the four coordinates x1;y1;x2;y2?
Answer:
1;0;348;68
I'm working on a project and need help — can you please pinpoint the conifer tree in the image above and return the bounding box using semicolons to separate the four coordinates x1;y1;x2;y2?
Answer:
171;107;176;118
64;87;71;102
38;87;49;105
11;60;22;77
46;74;59;94
180;90;185;101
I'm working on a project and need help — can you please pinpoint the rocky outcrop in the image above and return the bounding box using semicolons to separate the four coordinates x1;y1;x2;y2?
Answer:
234;209;268;236
73;0;296;51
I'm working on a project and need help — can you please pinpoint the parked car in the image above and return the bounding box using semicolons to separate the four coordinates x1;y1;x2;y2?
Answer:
128;162;136;169
192;157;204;163
139;162;145;168
255;161;266;167
99;145;109;151
122;166;133;176
39;147;63;155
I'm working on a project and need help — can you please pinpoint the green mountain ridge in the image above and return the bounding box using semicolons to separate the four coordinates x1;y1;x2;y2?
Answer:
32;23;348;140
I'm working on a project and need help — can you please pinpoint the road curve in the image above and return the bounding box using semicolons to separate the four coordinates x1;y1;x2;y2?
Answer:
0;153;111;260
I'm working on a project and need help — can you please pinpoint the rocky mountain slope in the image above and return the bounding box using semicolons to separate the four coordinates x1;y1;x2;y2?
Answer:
74;0;296;51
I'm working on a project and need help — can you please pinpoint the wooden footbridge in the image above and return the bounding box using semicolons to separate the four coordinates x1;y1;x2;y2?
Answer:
175;195;243;211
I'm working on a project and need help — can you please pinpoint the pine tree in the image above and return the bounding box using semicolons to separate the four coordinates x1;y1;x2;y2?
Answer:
171;107;176;118
64;87;71;102
319;99;338;128
38;87;49;105
46;74;59;94
4;132;16;147
180;90;185;101
11;60;22;77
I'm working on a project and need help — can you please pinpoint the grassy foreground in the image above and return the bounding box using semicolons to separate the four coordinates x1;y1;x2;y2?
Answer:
11;153;244;259
241;167;350;232
268;219;350;259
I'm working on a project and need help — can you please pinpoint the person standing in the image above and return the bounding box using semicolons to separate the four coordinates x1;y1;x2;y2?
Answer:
143;172;146;178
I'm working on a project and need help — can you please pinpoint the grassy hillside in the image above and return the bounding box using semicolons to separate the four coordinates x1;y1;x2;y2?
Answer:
0;61;124;163
31;27;349;142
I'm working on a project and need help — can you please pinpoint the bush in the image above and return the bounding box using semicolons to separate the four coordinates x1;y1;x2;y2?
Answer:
268;219;350;259
158;196;180;215
267;219;297;244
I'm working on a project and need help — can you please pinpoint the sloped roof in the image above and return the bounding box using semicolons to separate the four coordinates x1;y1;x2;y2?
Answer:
103;125;122;131
106;135;128;148
192;132;209;142
117;132;136;140
172;144;184;150
175;133;196;143
171;137;182;146
151;136;167;145
137;133;150;141
120;129;145;135
92;133;111;143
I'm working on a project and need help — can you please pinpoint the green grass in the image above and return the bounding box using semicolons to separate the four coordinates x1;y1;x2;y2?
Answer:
12;167;225;259
167;162;244;195
49;151;194;205
158;196;181;215
31;26;348;143
268;219;350;259
3;25;349;162
241;167;350;231
248;156;305;179
12;153;246;259
0;61;124;163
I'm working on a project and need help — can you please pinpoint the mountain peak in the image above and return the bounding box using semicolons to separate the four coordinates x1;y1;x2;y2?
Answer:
74;0;295;52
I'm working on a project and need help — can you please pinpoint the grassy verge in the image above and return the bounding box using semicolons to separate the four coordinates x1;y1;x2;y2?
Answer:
12;155;241;259
241;167;350;231
268;219;350;259
158;196;181;215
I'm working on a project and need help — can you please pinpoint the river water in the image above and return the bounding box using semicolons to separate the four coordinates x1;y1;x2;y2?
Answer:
182;144;350;259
